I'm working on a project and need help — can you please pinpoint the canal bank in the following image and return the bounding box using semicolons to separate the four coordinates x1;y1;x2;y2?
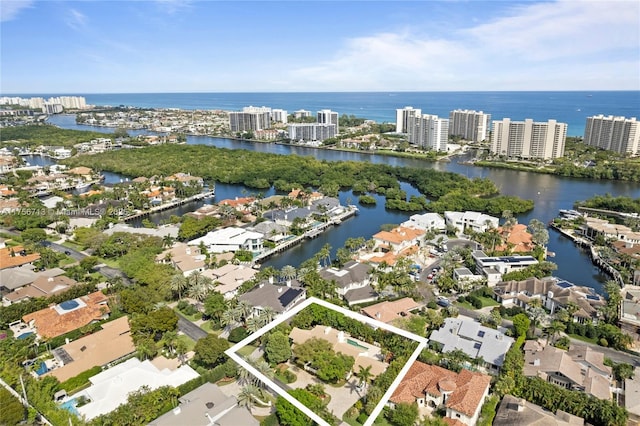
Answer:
44;115;640;294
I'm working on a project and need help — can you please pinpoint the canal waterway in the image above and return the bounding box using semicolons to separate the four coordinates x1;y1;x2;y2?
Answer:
45;115;640;294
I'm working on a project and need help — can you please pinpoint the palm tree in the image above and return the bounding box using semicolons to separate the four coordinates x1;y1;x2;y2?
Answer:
162;235;175;248
188;279;213;301
260;306;276;324
545;320;566;345
238;384;260;411
357;365;373;391
318;243;332;267
280;265;297;283
237;300;254;323
162;331;178;355
170;274;188;300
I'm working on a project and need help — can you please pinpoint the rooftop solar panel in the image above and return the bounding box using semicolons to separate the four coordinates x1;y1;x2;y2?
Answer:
52;347;74;365
278;288;303;308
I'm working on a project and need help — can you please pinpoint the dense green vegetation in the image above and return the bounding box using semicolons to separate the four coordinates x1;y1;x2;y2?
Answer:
63;144;533;214
0;386;25;425
575;194;640;214
0;124;111;148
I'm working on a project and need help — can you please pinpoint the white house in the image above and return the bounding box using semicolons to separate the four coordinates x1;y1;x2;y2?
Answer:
188;227;264;254
444;211;499;234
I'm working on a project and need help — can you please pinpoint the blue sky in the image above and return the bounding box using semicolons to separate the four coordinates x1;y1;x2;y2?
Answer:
1;0;639;93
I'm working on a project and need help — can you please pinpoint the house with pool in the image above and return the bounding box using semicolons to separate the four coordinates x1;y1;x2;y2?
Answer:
289;325;388;378
21;291;110;339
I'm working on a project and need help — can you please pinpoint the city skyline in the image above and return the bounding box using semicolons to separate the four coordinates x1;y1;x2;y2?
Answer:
1;0;639;94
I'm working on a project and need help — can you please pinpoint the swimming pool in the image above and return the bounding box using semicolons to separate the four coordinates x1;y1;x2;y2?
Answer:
60;398;80;416
59;300;80;310
17;332;34;340
347;339;368;350
35;362;48;376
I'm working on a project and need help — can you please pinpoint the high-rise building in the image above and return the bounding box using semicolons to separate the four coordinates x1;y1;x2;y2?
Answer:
242;106;271;114
229;111;271;132
317;109;339;128
407;114;449;152
288;123;337;142
271;109;288;124
449;110;491;142
584;115;639;156
491;118;567;160
396;106;421;133
293;110;311;119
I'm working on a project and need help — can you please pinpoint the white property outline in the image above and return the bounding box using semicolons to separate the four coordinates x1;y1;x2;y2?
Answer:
225;297;428;426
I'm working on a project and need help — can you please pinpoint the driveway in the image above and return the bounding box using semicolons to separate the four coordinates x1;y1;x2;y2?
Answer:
177;313;208;341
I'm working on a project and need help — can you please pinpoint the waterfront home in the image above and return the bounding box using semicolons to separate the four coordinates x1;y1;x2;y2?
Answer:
218;196;256;213
494;223;535;253
75;357;199;420
361;297;423;324
523;340;612;400
188;227;264;254
494;395;584;425
155;242;206;277
289;325;388;378
582;217;640;244
248;220;288;243
401;213;446;232
429;317;514;372
239;280;306;316
493;277;605;324
372;226;425;254
444;211;499;234
165;172;204;187
149;382;258;426
319;261;373;296
22;291;110;339
388;361;491;426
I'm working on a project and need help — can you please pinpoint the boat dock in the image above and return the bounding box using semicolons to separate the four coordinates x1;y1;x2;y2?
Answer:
123;189;215;221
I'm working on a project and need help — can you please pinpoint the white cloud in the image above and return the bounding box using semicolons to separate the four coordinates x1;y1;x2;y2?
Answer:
66;8;88;31
283;0;640;91
0;0;33;22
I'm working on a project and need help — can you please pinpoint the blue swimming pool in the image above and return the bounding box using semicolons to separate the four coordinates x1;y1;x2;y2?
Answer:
17;332;34;340
35;362;48;376
60;398;80;416
60;300;80;310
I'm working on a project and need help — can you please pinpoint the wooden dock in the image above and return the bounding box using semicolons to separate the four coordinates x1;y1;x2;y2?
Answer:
123;189;215;221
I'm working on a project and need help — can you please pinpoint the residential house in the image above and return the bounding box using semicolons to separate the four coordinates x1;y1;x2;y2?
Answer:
289;325;388;378
453;268;485;287
0;266;65;297
472;250;538;286
22;291;110;339
444;211;499;234
47;316;136;383
3;275;80;305
165;172;204;187
218;197;256;214
104;223;180;239
361;298;423;324
583;217;640;244
0;245;41;270
494;394;584;425
149;382;258;426
429;317;514;372
493;277;605;324
202;264;258;300
248;220;288;243
388;361;491;426
523;340;612;400
239;281;306;316
372;226;425;254
624;374;640;424
189;227;264;254
401;213;446;232
620;285;640;352
155;242;206;277
75;357;199;420
318;261;378;306
494;223;535;253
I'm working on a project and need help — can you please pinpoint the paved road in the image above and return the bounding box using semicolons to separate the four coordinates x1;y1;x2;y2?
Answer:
177;313;208;341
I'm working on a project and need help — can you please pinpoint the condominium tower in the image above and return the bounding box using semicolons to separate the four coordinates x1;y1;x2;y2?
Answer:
288;123;337;142
449;110;491;142
229;111;271;132
317;109;339;128
408;114;449;152
584;115;639;156
396;106;421;133
491;119;567;160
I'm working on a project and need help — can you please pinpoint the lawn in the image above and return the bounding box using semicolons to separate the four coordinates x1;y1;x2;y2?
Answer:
199;321;221;334
568;333;598;345
456;295;499;310
237;344;258;358
61;240;85;251
177;334;196;352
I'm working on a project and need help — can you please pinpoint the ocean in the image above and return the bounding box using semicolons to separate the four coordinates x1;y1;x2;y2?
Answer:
15;91;640;137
